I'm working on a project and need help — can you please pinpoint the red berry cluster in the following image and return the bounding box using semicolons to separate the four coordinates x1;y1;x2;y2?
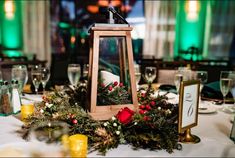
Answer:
68;113;78;124
42;95;50;103
107;81;123;91
138;100;156;115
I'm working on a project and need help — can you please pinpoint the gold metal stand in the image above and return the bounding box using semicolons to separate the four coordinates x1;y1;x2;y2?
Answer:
179;128;200;144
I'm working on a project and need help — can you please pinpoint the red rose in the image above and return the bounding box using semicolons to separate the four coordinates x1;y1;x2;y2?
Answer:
145;104;151;111
150;101;155;106
139;105;145;109
139;109;146;115
116;107;134;125
108;85;113;91
113;81;118;86
119;82;123;87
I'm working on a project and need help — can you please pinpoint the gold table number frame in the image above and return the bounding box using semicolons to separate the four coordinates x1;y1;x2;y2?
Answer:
87;25;138;120
178;80;200;143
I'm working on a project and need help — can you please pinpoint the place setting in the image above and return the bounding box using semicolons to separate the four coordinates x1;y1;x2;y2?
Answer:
21;65;50;103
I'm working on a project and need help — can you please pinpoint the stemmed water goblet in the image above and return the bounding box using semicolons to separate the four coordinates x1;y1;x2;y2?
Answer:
144;66;156;86
41;67;50;94
31;65;42;94
11;65;28;95
67;64;81;88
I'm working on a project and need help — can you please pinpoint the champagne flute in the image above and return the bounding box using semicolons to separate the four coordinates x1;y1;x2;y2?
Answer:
41;67;50;94
220;71;232;110
144;66;156;85
11;65;28;95
67;64;81;87
195;71;208;109
31;65;42;94
174;71;183;94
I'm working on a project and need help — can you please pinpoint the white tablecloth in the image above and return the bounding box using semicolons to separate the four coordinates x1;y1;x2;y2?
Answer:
0;94;235;157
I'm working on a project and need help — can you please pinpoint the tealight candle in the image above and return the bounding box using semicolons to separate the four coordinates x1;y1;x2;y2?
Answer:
21;104;34;122
68;134;88;157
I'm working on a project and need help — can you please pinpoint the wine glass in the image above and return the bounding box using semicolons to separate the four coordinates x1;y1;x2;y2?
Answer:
11;65;28;94
83;64;89;80
195;71;208;108
31;65;42;94
81;64;89;88
220;71;233;110
178;66;192;81
174;71;183;94
41;67;50;94
67;64;81;87
134;64;141;90
144;66;156;84
195;71;208;91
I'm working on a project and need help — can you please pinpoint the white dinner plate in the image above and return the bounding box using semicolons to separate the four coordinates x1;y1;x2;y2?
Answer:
198;106;217;114
221;106;235;114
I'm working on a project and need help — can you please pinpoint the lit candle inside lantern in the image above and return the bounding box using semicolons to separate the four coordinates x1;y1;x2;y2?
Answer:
68;134;88;157
21;104;34;122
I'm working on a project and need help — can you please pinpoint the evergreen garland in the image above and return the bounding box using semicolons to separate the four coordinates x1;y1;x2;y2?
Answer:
97;81;131;105
17;84;181;156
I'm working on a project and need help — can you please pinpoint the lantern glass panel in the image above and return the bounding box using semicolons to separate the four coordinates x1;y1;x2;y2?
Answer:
97;36;133;106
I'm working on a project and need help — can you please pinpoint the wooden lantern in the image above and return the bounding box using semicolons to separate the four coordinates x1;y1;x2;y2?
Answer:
87;24;138;120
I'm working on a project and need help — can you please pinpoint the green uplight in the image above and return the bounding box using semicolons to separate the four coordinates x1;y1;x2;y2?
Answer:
3;50;23;57
59;22;71;29
174;0;207;60
179;53;202;61
0;0;23;57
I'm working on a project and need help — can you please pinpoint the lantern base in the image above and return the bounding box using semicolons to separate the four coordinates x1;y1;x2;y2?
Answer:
89;104;136;120
89;111;117;120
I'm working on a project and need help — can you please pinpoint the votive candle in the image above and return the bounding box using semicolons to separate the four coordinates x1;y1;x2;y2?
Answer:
21;104;34;122
68;134;88;157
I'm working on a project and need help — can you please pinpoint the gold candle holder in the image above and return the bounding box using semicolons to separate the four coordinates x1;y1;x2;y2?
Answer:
179;128;200;144
62;134;88;157
21;104;34;122
69;134;88;157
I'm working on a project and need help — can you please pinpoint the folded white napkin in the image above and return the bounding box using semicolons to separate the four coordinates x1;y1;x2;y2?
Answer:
100;71;120;86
